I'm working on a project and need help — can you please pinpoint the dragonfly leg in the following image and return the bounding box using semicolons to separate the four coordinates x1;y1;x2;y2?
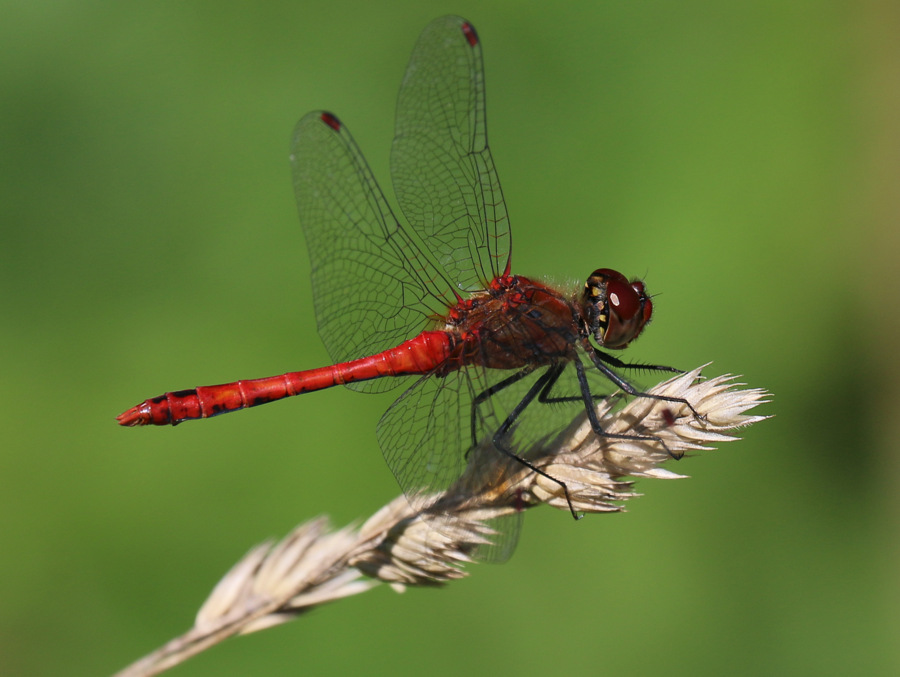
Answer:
483;364;581;520
590;349;701;421
471;363;610;414
469;366;535;448
537;373;613;405
593;349;684;375
579;353;697;457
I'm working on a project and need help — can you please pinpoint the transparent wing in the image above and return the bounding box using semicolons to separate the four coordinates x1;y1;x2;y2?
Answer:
291;16;510;387
291;111;456;392
293;18;527;559
392;15;511;291
378;368;490;497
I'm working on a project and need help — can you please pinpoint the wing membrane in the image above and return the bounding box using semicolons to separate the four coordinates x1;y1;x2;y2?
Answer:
291;111;455;391
392;15;511;290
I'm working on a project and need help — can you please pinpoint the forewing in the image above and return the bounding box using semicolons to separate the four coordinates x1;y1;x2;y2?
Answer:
291;112;456;392
392;16;511;291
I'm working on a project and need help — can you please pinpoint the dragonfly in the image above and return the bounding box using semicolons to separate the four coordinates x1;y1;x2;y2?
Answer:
118;15;694;526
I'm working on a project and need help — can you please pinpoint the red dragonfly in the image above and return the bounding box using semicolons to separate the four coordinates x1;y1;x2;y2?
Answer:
118;16;692;520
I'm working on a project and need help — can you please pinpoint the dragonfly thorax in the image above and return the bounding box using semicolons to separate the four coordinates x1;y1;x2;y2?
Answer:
581;268;653;350
439;275;581;370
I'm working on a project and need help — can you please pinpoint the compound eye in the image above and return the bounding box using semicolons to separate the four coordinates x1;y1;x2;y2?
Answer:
631;280;654;328
607;277;641;325
600;271;652;348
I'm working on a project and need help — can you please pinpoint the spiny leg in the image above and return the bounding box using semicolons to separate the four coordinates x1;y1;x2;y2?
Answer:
470;366;535;448
593;349;684;375
537;368;613;406
482;364;581;519
572;355;681;457
589;348;702;423
472;364;611;410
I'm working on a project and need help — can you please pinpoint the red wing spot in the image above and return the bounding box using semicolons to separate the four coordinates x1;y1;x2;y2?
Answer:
461;22;478;47
320;112;341;132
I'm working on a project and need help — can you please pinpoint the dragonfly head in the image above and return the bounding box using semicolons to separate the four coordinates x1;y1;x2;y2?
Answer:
582;268;653;349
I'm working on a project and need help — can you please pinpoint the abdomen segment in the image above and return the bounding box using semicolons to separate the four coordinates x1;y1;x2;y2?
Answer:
116;331;455;426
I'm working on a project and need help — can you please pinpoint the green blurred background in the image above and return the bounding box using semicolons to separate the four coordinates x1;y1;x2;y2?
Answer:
3;1;898;675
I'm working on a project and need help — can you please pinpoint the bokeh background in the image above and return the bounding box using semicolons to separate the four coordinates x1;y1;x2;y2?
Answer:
3;1;898;675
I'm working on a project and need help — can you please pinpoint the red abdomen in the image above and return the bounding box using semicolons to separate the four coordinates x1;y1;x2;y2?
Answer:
116;331;455;426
